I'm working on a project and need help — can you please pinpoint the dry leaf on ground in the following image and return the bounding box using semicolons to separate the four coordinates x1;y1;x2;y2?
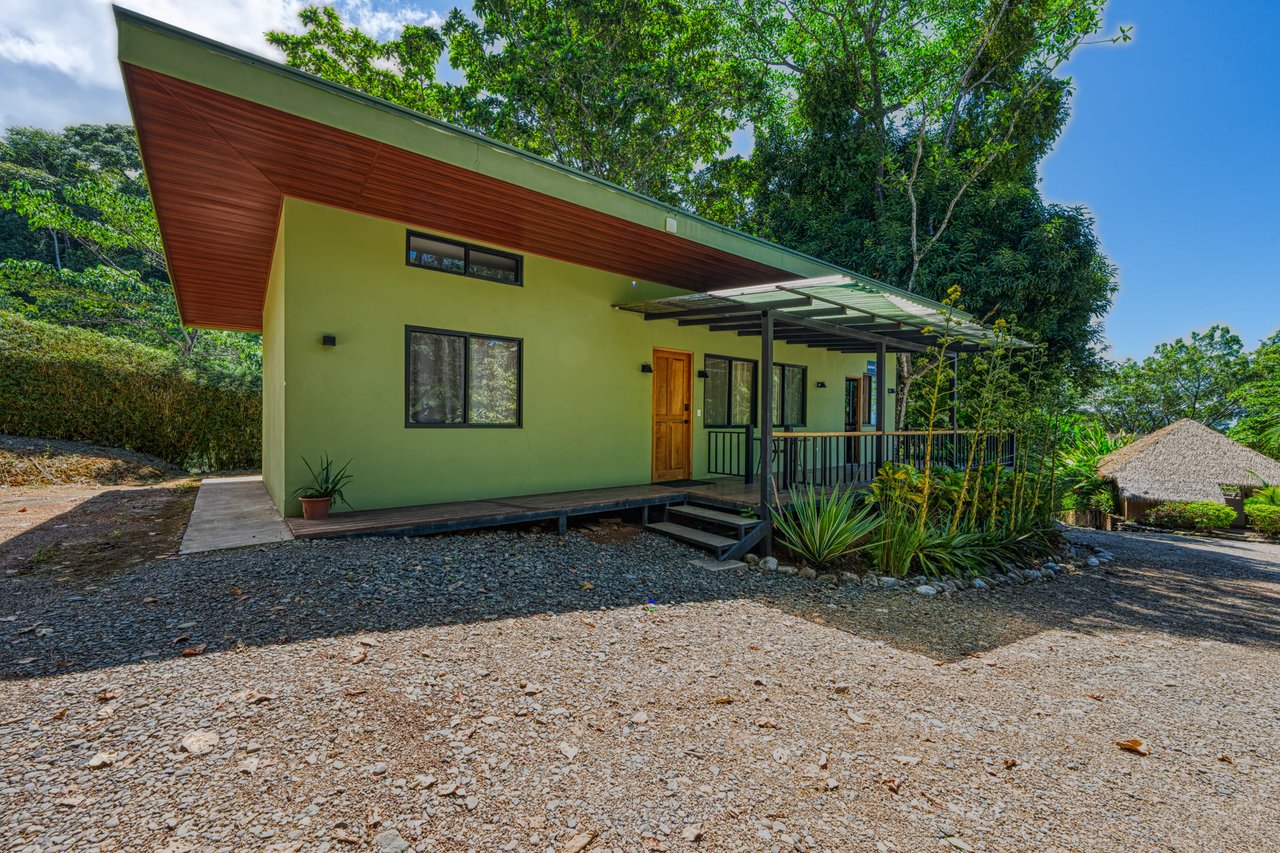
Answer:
1116;738;1150;756
560;831;596;853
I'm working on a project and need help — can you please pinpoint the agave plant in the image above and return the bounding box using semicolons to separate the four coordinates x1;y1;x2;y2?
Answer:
294;452;354;508
771;484;881;567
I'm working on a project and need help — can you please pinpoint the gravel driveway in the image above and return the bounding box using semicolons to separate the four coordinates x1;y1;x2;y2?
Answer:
2;523;1278;852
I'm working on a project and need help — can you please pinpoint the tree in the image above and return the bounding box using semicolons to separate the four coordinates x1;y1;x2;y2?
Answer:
269;1;766;205
0;124;260;373
1090;325;1250;434
1230;330;1280;459
265;7;470;120
696;0;1128;422
0;124;144;273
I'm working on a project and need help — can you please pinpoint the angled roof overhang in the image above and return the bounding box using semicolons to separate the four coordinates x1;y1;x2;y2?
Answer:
616;276;1027;354
114;7;850;333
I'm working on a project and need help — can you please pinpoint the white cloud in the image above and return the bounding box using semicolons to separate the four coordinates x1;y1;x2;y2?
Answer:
0;0;446;129
340;0;445;40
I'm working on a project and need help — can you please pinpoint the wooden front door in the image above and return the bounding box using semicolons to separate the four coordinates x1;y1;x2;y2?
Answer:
652;348;692;482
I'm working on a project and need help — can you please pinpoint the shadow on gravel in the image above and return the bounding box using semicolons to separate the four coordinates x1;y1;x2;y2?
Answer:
2;523;1279;678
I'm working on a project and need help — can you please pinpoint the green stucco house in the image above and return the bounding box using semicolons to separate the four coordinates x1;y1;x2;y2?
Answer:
116;8;1005;547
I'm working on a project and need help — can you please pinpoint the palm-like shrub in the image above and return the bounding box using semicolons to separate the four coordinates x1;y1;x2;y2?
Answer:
771;484;881;567
1245;485;1280;506
1057;420;1131;511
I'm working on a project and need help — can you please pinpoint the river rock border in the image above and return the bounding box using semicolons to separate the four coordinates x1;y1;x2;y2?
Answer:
738;543;1115;596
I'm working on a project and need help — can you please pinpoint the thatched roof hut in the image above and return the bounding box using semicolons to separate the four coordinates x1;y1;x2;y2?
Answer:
1097;418;1280;506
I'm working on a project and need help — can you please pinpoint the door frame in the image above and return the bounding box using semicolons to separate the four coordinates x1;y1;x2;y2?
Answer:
651;347;693;482
844;376;863;432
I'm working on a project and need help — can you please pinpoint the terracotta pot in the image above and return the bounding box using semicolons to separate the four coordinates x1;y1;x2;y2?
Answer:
299;496;332;520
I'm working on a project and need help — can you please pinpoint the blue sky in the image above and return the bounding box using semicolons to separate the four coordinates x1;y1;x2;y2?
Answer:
2;0;1276;360
1039;0;1280;358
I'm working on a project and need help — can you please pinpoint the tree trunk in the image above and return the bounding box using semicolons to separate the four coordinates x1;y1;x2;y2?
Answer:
895;353;913;430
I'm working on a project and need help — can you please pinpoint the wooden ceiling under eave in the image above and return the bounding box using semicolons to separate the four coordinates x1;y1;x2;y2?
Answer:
123;64;798;333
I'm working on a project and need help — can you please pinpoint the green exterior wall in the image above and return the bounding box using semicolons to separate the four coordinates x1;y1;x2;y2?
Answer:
264;198;895;516
261;219;287;508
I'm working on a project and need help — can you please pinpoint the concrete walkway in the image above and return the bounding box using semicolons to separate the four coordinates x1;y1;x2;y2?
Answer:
179;475;293;554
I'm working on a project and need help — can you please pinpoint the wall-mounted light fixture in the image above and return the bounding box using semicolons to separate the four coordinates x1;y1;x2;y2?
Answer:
815;380;827;389
321;334;337;347
696;369;709;379
640;363;654;373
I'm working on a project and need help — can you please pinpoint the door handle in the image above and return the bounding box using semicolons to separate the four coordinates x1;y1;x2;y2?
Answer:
683;419;690;424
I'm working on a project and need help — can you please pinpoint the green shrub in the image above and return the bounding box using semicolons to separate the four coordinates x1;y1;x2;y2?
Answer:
1245;503;1280;537
870;514;929;578
1087;489;1115;514
0;312;260;469
771;484;881;567
1143;501;1236;531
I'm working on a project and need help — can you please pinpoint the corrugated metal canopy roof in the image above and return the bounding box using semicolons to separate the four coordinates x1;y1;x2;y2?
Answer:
616;275;1027;354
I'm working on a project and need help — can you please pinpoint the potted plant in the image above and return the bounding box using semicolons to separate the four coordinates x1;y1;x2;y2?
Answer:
294;453;354;520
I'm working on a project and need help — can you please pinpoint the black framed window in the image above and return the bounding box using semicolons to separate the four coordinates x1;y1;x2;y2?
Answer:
863;371;875;424
771;363;807;428
406;230;522;286
704;354;757;427
406;326;522;427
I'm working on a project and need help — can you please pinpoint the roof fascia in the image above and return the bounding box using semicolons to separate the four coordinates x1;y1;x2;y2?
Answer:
115;6;845;282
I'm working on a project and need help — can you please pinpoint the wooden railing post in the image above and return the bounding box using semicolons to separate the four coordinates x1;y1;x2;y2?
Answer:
743;423;754;485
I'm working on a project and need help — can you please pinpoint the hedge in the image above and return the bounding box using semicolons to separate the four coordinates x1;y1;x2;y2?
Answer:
1143;501;1237;532
0;312;260;470
1245;504;1280;537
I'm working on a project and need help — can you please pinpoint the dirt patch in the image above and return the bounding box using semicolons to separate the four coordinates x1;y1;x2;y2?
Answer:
0;480;196;577
577;515;646;545
0;434;186;488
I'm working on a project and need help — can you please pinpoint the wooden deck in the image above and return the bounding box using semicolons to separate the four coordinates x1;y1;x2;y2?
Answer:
285;476;866;541
286;482;700;540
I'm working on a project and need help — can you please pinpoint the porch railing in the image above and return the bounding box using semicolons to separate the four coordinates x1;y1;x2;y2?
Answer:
707;428;1016;496
707;425;756;484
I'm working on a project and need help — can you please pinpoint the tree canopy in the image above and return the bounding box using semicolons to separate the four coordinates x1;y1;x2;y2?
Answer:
269;0;767;205
0;124;260;374
1089;325;1252;434
1229;330;1280;459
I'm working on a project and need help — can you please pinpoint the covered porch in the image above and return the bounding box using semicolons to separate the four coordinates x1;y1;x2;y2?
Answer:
617;274;1015;509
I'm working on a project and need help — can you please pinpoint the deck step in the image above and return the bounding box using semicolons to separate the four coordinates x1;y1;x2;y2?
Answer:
645;521;737;553
668;503;758;530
